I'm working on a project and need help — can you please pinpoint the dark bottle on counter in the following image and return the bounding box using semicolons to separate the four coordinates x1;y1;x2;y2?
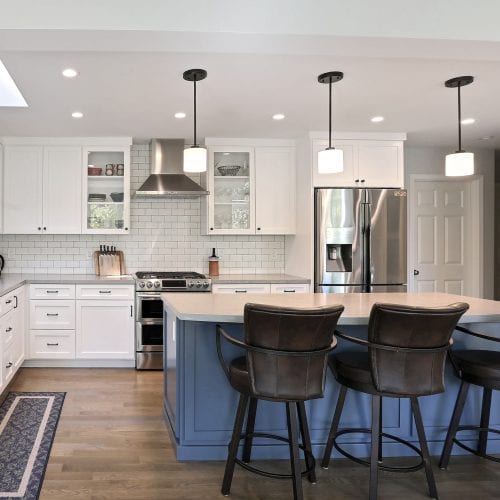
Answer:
209;248;220;277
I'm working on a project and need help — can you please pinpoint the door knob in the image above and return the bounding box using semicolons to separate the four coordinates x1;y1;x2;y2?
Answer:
413;269;420;276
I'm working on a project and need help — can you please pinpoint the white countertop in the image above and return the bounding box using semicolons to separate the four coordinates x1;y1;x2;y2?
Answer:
211;274;310;284
0;273;135;296
161;292;500;325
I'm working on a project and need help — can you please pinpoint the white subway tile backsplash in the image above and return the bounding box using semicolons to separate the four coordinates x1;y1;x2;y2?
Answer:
0;145;285;275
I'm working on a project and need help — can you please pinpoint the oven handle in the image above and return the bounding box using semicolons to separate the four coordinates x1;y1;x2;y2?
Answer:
136;293;162;298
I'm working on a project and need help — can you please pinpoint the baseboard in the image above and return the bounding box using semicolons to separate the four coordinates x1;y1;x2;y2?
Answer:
22;359;135;368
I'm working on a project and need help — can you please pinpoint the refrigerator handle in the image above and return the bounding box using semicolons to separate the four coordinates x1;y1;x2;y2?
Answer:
362;202;371;289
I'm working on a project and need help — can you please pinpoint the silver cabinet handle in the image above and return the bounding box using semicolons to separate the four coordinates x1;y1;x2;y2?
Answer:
46;290;59;294
5;299;12;304
6;362;12;368
235;290;247;293
130;305;133;317
5;327;12;332
46;343;59;346
99;290;112;294
283;289;296;293
46;313;59;317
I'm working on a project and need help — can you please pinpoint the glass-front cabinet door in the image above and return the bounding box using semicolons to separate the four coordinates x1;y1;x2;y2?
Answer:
82;146;130;234
207;146;255;234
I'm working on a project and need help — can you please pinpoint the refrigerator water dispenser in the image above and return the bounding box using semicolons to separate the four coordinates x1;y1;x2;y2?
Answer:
326;244;352;272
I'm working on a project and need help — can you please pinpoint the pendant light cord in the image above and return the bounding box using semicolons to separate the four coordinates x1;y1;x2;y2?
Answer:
193;77;197;147
457;84;462;152
328;78;332;149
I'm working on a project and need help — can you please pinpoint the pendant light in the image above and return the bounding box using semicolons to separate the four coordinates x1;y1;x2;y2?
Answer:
444;75;474;177
183;68;208;173
317;71;344;174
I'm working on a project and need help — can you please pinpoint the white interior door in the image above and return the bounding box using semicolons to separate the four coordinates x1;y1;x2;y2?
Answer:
410;177;478;296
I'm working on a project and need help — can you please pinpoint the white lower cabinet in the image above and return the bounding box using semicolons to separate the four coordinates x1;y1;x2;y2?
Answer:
30;331;76;359
27;283;135;363
76;300;134;359
0;286;25;393
212;282;310;294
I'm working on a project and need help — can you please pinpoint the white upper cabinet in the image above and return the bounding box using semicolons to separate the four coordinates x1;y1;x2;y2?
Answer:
3;146;44;234
312;138;404;188
203;139;296;235
255;147;295;234
43;146;82;233
1;137;131;235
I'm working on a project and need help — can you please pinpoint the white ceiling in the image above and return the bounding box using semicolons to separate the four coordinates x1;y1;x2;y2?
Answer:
1;1;500;148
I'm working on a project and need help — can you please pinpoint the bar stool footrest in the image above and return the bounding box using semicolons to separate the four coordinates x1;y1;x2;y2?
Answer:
452;426;500;463
233;432;316;480
333;428;425;473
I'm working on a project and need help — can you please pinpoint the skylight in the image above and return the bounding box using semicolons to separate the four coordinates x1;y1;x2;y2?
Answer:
0;59;28;107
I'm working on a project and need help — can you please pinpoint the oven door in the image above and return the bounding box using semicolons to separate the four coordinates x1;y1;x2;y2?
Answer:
136;293;164;321
136;322;163;351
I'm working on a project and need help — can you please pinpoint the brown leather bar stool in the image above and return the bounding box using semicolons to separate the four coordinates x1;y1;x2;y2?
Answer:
216;302;344;500
439;325;500;467
321;302;469;500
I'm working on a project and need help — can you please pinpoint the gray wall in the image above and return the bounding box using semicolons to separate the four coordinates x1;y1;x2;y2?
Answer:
405;146;495;298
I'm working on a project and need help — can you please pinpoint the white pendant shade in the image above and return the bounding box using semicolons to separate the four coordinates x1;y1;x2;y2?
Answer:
318;148;344;174
445;151;474;177
183;146;207;173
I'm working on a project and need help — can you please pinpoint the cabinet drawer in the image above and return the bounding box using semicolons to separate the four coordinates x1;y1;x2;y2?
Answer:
76;285;134;300
270;283;310;294
3;344;15;385
30;330;75;359
30;300;75;329
212;283;271;294
0;290;18;317
30;284;76;299
2;308;16;349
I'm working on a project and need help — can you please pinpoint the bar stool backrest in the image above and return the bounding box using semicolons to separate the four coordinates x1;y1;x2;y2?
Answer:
368;302;469;396
244;303;344;401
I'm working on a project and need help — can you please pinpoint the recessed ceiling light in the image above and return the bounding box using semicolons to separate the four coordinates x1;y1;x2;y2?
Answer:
461;118;475;125
0;59;28;107
62;68;78;78
174;112;186;119
370;116;384;123
71;111;83;118
272;113;285;120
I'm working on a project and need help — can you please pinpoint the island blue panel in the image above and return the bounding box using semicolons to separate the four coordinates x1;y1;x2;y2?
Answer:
164;316;500;461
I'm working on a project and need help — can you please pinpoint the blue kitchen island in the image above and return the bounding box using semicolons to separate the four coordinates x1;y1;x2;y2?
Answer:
162;292;500;461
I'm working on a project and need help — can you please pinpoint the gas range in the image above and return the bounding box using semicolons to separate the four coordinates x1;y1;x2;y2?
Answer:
135;271;212;292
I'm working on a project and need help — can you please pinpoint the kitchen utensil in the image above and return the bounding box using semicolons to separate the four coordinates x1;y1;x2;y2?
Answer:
105;164;115;176
110;192;124;202
88;166;102;176
217;165;241;176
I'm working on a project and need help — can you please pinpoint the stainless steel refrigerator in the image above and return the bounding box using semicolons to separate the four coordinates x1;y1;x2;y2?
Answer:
314;188;407;293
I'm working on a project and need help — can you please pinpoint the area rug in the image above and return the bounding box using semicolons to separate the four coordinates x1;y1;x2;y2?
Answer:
0;392;65;499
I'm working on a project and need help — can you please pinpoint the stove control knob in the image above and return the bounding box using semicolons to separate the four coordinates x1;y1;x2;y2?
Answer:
196;281;202;288
138;281;145;288
146;281;153;289
154;281;161;288
187;282;194;288
202;281;210;289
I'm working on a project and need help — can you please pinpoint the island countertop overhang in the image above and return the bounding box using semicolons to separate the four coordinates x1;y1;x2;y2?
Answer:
161;292;500;326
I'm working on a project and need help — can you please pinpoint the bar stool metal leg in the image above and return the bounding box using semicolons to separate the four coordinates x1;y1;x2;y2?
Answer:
369;395;381;500
242;398;258;463
297;401;316;484
286;402;304;500
321;385;348;469
439;380;470;470
222;394;249;496
411;397;439;500
478;388;492;456
378;398;383;463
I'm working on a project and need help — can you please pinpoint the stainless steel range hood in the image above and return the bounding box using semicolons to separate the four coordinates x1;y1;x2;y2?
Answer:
135;139;209;197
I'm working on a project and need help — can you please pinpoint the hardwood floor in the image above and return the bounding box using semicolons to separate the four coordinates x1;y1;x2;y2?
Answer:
8;368;499;500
